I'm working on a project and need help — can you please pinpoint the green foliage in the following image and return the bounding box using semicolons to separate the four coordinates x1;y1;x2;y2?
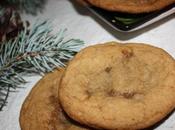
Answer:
0;21;84;110
115;16;140;25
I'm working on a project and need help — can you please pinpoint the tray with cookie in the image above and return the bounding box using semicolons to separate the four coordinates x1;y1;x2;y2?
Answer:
78;0;175;32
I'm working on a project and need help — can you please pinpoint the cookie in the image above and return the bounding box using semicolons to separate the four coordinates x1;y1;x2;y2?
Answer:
86;0;175;13
19;69;93;130
59;42;175;130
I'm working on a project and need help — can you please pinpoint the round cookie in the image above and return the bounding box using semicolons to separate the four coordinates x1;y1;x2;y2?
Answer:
86;0;175;13
20;69;93;130
59;42;175;130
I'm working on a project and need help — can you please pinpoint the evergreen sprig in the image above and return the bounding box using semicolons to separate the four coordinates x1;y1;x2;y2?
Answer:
0;21;84;110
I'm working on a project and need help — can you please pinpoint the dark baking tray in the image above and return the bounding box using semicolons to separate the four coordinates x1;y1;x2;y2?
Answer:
82;1;175;32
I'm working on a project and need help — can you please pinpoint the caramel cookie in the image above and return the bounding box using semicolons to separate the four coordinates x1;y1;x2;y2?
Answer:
86;0;175;13
59;42;175;130
20;69;93;130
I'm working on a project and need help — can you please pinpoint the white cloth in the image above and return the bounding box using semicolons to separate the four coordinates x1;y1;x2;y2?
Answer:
0;0;175;130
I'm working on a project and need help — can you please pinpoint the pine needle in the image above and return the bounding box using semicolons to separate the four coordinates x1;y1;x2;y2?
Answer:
0;21;84;110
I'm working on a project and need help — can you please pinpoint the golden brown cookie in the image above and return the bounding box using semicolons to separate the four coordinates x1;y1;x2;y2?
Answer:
59;42;175;130
86;0;175;13
19;69;93;130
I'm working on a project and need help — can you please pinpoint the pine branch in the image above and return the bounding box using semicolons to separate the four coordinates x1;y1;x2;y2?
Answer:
0;21;84;110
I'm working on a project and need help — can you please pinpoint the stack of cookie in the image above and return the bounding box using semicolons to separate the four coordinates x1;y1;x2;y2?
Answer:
20;42;175;130
86;0;175;13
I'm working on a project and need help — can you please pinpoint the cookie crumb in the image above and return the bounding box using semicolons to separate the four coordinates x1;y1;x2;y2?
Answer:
107;89;117;97
85;90;92;100
122;92;135;99
122;49;133;58
105;67;112;73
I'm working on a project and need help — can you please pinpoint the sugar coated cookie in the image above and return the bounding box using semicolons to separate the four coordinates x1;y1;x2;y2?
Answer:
20;69;93;130
59;42;175;129
86;0;175;13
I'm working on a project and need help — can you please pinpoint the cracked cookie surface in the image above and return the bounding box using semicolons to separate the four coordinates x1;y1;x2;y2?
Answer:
20;69;93;130
86;0;175;13
59;42;175;130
